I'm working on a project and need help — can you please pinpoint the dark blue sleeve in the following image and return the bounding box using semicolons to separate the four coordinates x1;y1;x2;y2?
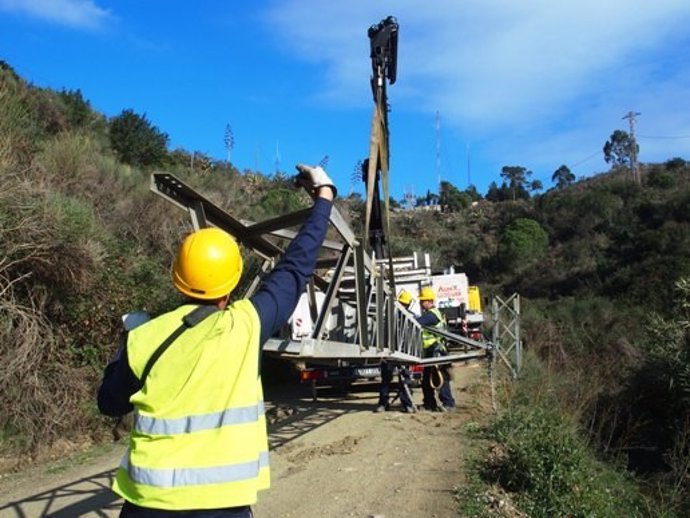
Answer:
251;197;333;345
97;340;139;417
416;311;440;327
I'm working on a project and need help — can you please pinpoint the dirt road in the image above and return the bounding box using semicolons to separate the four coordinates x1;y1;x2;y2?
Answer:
0;363;490;518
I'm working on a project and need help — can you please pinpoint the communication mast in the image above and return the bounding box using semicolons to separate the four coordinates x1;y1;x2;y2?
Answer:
274;141;281;174
404;185;415;210
466;141;471;188
435;110;442;196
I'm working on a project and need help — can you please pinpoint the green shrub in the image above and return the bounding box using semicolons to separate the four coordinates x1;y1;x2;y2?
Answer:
256;188;308;218
36;132;101;187
59;239;179;371
483;400;645;517
648;168;677;189
630;278;690;513
665;157;686;172
0;174;99;453
56;89;106;134
498;217;549;271
0;80;35;166
40;193;106;293
109;109;169;167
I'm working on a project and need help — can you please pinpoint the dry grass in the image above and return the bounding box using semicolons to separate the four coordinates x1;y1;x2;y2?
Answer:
0;172;100;461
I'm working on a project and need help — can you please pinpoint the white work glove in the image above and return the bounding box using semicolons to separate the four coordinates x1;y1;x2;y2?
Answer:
295;164;338;198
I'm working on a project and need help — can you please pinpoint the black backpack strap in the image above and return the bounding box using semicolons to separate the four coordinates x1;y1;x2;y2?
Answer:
138;305;220;388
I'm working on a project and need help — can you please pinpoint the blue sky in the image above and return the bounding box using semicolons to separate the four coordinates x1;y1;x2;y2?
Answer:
2;0;690;200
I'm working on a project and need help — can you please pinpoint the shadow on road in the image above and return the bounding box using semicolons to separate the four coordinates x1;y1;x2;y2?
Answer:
266;382;380;449
0;381;381;517
0;468;120;517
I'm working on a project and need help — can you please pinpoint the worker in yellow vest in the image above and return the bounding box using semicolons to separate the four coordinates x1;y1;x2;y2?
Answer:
418;286;456;412
98;164;336;518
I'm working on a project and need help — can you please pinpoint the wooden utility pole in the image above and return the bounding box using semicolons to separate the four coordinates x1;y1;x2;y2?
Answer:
622;111;641;184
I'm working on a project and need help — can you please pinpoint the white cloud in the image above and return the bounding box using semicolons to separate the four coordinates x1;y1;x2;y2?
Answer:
265;0;690;171
0;0;112;30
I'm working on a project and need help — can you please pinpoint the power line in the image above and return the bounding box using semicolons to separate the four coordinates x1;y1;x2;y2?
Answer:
638;134;690;139
570;149;603;169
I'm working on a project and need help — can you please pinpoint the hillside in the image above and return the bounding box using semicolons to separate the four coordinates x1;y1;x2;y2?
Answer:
1;60;690;515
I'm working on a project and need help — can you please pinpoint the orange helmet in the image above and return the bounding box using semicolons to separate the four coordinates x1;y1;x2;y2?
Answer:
172;227;243;300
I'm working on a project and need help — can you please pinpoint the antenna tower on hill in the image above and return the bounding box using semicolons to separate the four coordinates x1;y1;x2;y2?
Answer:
274;141;281;174
404;185;415;210
435;110;441;195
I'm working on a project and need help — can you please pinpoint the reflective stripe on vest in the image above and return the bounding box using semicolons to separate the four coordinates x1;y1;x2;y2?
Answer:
119;450;269;487
134;401;266;435
422;307;446;349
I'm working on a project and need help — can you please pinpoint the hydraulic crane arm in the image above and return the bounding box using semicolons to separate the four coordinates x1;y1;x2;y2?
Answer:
363;16;398;262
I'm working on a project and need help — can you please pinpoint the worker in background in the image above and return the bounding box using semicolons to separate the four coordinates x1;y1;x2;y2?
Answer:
97;164;336;518
375;289;416;414
418;286;456;412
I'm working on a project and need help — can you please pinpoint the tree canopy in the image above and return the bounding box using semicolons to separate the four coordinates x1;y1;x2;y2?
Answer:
109;109;169;167
498;217;549;270
501;165;533;200
603;129;637;169
552;164;575;189
439;181;471;212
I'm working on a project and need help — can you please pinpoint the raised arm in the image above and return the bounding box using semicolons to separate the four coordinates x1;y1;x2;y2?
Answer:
251;165;336;345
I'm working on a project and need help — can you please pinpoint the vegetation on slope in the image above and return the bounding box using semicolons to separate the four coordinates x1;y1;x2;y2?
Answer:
1;59;689;515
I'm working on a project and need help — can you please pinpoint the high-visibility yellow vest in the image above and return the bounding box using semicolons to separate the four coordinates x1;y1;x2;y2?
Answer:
112;300;269;510
422;307;446;349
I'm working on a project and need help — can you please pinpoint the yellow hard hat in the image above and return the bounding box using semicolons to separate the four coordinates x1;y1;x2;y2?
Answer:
397;289;413;306
418;286;436;301
172;227;243;300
